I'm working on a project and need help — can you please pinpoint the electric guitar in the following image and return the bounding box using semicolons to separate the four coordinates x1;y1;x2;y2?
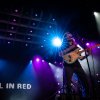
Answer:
62;48;87;64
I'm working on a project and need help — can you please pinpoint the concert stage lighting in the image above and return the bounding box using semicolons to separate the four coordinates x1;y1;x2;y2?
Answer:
94;11;100;33
47;32;49;35
8;41;11;44
49;62;51;65
54;61;57;64
25;44;28;46
58;83;60;85
13;19;16;22
86;43;90;46
41;45;43;48
30;30;32;33
42;60;44;62
36;58;40;62
35;14;38;17
52;18;55;21
52;37;62;47
49;63;63;86
10;33;13;36
44;40;46;41
94;12;99;17
30;60;32;63
15;9;18;12
97;46;100;48
60;62;62;65
58;91;60;94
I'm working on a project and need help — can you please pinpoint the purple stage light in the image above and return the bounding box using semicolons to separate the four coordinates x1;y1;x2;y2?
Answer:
42;60;44;62
56;68;60;72
60;62;62;65
96;73;99;76
56;75;59;78
54;61;57;64
49;62;51;65
36;58;40;62
86;43;90;46
58;91;60;94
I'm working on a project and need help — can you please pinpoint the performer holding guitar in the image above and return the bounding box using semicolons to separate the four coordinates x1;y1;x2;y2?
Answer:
59;32;90;98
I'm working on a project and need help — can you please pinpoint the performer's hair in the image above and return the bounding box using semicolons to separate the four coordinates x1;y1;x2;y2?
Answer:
65;32;73;38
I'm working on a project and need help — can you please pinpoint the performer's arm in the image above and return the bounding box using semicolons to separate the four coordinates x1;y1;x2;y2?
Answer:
59;44;76;56
59;38;77;56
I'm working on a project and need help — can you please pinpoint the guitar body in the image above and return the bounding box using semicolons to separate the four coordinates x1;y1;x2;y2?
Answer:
62;48;84;64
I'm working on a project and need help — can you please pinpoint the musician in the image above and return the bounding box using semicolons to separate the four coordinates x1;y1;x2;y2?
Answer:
59;32;90;98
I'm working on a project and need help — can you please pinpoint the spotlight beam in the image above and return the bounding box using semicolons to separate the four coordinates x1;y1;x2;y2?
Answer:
52;37;62;47
94;11;100;33
94;12;99;17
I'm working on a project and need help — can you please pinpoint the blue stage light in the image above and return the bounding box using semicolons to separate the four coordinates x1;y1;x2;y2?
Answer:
30;60;32;63
52;37;62;47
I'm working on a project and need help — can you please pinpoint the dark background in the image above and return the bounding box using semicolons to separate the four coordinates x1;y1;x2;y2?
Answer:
0;0;100;100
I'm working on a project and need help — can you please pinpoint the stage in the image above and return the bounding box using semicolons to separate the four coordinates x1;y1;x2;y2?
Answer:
0;0;100;100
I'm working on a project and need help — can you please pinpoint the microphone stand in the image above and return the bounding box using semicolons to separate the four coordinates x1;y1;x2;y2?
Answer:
74;33;96;99
80;39;96;100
